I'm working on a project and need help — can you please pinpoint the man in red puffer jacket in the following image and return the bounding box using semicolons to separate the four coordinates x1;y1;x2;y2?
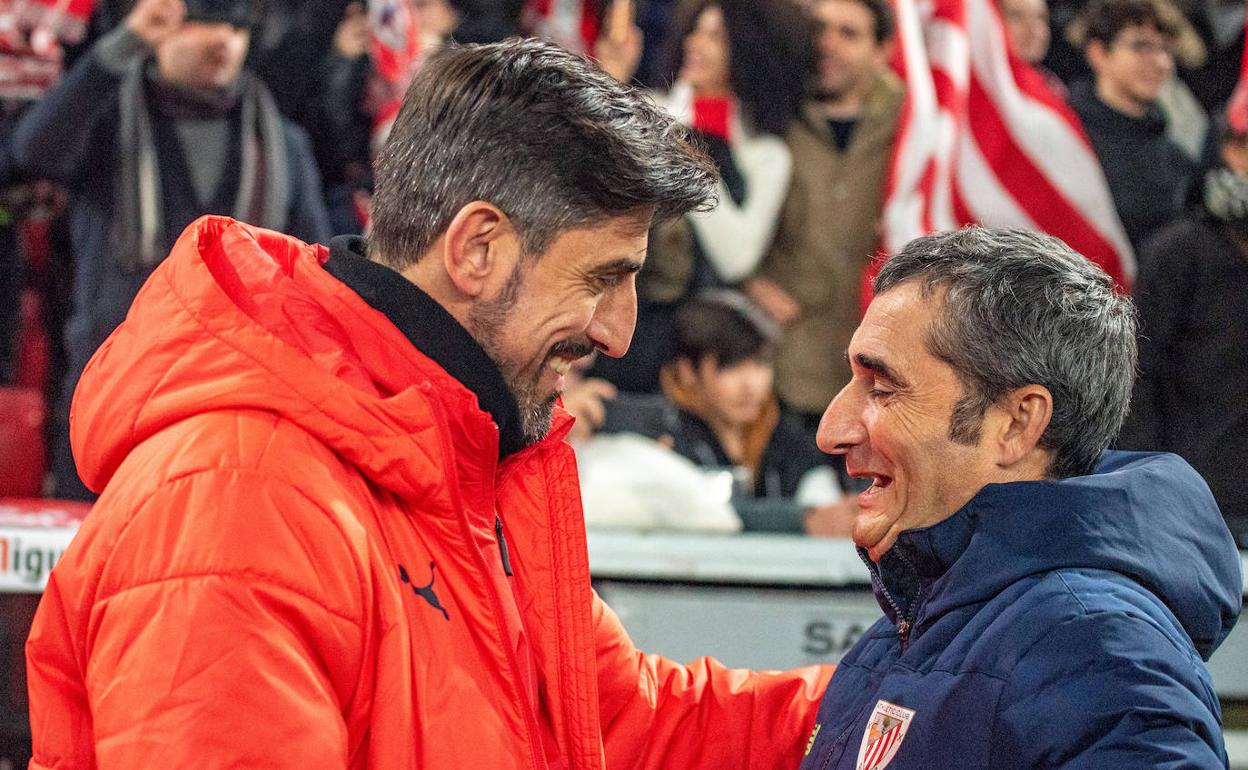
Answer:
26;37;833;770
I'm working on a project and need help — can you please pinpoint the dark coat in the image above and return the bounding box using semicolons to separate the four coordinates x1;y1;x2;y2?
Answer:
10;43;330;497
800;451;1241;770
669;405;831;533
1117;211;1248;546
1068;80;1196;250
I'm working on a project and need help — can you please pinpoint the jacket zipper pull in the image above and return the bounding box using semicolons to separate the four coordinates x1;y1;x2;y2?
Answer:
896;619;911;644
495;515;514;577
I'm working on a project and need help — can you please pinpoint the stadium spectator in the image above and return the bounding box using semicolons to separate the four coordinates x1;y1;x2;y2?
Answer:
23;39;833;768
801;227;1240;769
592;0;815;392
661;291;851;534
1117;94;1248;547
306;2;373;233
1002;0;1051;63
743;0;902;442
1069;0;1196;249
456;0;523;43
1000;0;1067;94
246;0;349;118
9;0;331;499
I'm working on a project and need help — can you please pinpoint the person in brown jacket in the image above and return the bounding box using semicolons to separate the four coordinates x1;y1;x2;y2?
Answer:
744;0;903;437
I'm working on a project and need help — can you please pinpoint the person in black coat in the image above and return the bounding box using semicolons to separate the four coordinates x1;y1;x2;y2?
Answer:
10;0;331;499
1117;102;1248;547
1068;0;1195;250
660;291;852;535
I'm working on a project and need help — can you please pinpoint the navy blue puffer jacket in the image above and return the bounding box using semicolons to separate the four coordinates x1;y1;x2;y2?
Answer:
799;451;1242;770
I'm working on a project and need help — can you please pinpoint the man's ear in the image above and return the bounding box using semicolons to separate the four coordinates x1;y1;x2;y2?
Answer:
674;357;698;388
1085;40;1107;73
441;201;521;298
990;384;1053;469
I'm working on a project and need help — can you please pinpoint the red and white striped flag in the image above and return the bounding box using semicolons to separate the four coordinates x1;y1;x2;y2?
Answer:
522;0;601;55
368;0;420;148
878;0;1135;293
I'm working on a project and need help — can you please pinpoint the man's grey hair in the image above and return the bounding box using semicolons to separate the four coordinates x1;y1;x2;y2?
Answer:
875;227;1137;478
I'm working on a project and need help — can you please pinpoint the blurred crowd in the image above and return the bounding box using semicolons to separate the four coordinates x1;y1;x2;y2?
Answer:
0;0;1244;545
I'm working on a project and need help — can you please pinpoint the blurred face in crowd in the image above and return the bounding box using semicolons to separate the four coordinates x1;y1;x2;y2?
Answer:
156;21;250;89
817;283;1007;561
1088;23;1174;115
680;5;732;96
813;0;891;104
467;212;650;444
681;355;775;430
412;0;459;42
1001;0;1050;64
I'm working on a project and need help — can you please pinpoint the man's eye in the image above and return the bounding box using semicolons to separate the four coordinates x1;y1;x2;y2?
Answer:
868;388;893;400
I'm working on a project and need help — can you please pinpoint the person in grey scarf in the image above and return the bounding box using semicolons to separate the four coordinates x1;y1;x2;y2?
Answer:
9;0;331;499
1117;91;1248;548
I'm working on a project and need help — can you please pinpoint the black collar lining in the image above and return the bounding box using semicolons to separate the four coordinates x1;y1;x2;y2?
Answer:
323;235;526;459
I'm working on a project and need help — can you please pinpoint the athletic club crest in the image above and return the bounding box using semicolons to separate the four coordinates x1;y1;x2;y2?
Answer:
855;700;916;770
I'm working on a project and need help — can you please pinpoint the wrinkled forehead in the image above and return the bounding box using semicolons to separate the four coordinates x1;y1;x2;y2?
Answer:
852;283;947;370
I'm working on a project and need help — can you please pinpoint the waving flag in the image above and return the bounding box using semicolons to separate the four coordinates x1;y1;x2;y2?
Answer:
878;0;1134;292
522;0;601;54
368;0;420;147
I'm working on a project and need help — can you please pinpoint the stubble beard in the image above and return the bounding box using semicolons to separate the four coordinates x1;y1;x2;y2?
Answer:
467;264;593;447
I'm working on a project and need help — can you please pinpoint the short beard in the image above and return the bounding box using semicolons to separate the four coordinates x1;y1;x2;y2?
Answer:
467;263;591;447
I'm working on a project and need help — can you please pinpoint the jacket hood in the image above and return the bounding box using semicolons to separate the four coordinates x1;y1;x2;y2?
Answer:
71;216;520;502
888;451;1242;659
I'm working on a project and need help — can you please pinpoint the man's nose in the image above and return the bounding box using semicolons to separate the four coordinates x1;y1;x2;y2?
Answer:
816;384;866;455
586;285;637;359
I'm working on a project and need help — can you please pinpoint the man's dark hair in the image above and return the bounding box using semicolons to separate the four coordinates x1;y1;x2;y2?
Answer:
831;0;896;45
659;0;817;136
874;228;1138;479
370;38;719;269
671;290;779;369
1082;0;1175;45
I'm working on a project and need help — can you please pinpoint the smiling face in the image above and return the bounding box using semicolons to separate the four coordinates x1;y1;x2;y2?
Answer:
468;213;649;444
816;282;1004;560
680;5;732;96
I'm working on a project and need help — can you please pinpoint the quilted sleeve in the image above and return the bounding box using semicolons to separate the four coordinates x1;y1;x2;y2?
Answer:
33;469;369;769
594;592;833;770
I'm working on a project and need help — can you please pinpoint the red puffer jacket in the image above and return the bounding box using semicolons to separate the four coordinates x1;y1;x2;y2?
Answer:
27;216;833;770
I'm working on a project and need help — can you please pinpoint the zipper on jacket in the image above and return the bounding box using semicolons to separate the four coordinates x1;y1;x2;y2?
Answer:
858;549;912;646
495;515;514;577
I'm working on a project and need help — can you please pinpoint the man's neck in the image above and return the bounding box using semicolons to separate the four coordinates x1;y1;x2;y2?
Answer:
707;418;747;464
1095;80;1150;119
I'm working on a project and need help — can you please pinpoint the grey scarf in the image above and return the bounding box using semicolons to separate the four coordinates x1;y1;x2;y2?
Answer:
115;58;289;272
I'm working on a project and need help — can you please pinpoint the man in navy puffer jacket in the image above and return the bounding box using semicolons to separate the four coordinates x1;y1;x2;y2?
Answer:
799;227;1242;770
